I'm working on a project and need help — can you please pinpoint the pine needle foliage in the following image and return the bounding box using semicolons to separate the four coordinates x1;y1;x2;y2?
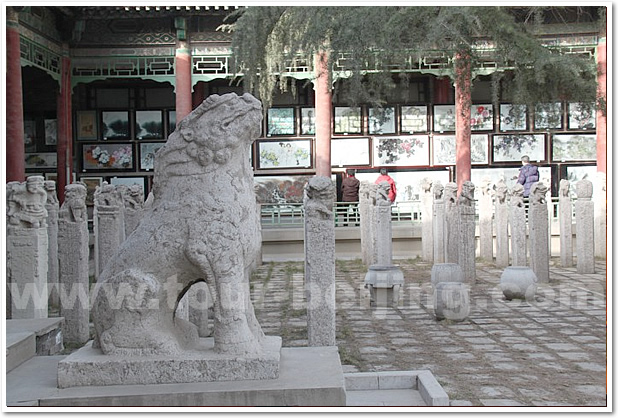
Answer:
223;6;604;111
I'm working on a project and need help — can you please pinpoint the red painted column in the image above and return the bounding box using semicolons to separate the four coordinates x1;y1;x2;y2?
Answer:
454;50;472;194
596;37;607;175
6;7;25;182
175;40;192;122
57;52;72;204
314;51;332;177
434;77;451;104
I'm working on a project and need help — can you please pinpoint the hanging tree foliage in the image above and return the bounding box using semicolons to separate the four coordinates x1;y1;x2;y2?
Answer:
221;6;604;111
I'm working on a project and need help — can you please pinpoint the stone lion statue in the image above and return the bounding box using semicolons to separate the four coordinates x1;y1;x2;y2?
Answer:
529;182;548;205
92;93;264;356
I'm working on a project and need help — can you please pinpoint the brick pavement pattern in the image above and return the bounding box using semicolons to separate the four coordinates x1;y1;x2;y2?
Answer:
250;258;607;407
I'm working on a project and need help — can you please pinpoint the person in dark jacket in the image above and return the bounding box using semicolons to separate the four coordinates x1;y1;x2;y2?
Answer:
516;155;539;197
341;169;360;225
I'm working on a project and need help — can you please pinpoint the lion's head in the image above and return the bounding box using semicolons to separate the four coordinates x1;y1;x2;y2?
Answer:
155;93;262;178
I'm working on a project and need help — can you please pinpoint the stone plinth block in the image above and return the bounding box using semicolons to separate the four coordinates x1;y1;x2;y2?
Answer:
7;227;49;319
43;346;345;406
432;282;470;321
364;265;404;307
57;336;282;389
500;266;538;301
430;263;464;286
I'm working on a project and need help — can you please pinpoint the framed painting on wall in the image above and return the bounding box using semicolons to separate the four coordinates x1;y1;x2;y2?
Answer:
167;110;176;134
470;104;493;131
258;139;312;169
433;105;456;132
101;110;130;140
499;104;527;131
334;107;362;135
301;108;316;135
44;119;57;145
82;143;134;170
472;167;552;192
331;137;371;167
25;153;57;169
267;108;295;136
76;110;98;140
79;176;103;206
139;142;166;171
568;102;596;130
433;134;489;166
368;107;396;135
492;134;545;162
135;110;164;140
400;105;428;133
552;134;596;162
356;170;449;203
24;120;37;152
534;103;563;130
110;176;147;200
254;175;314;204
373;135;430;166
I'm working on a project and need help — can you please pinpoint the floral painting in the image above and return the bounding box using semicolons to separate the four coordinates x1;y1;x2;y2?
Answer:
401;105;428;133
102;111;130;140
82;143;134;170
368;107;396;134
499;104;527;131
433;105;456;132
258;140;311;168
534;103;563;130
267;108;295;136
334;107;362;134
552;134;596;161
568;102;596;130
331;137;370;166
373;135;429;166
254;175;314;204
135;110;163;140
301;108;315;135
493;134;545;162
470;104;493;131
139;142;166;170
433;134;489;165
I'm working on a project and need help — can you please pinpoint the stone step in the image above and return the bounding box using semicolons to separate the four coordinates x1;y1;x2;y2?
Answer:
6;331;36;373
6;317;65;373
344;370;449;406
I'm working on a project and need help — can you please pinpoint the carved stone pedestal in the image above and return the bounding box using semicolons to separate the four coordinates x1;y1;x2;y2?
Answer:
58;336;282;388
433;282;470;322
364;265;404;307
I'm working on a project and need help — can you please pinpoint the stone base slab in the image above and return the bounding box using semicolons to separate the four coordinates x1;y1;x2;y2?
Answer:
57;336;282;389
41;346;345;406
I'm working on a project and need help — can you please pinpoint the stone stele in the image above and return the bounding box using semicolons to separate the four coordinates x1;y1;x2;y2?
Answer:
59;93;280;388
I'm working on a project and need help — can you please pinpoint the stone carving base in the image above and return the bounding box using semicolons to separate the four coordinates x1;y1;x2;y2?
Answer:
364;265;404;307
57;336;282;389
500;266;538;301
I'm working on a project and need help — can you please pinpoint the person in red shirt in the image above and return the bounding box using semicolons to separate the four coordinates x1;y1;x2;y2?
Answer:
375;168;397;203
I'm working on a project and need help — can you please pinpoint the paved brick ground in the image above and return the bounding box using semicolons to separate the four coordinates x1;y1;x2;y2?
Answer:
250;258;607;407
